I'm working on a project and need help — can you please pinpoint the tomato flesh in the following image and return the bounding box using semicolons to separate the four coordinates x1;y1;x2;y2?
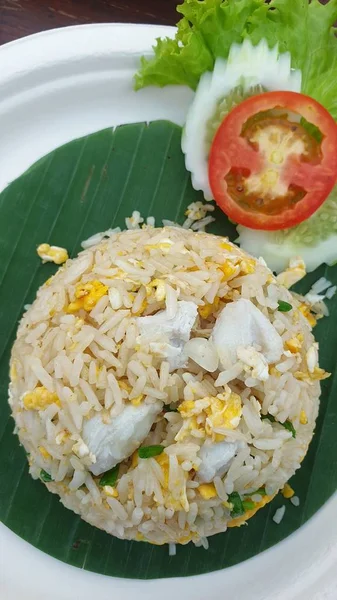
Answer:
208;91;337;230
226;115;319;215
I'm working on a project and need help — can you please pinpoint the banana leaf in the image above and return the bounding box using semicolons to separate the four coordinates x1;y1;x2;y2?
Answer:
0;121;336;579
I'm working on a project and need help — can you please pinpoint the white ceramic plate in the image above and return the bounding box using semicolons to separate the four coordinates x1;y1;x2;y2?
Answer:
0;23;336;600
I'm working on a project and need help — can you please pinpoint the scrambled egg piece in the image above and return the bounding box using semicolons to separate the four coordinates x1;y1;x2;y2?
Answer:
294;367;330;382
198;483;217;500
218;261;238;281
145;239;173;253
39;446;51;459
282;483;295;499
205;393;242;432
198;297;220;319
154;453;189;511
67;280;108;313
119;380;132;394
119;380;144;406
298;303;317;328
104;485;119;498
155;453;169;489
276;257;306;289
145;279;166;302
177;533;196;545
215;254;255;280
220;241;233;252
177;393;242;442
10;360;18;382
299;410;308;425
23;386;60;410
131;394;144;406
285;335;302;354
165;487;189;512
269;365;281;378
239;259;256;275
55;430;69;445
37;243;68;265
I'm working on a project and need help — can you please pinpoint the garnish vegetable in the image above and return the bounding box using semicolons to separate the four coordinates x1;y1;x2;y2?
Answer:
261;414;296;438
181;39;301;200
277;300;292;312
135;0;337;118
228;491;245;517
208;91;337;230
99;464;120;487
135;0;337;267
40;469;53;483
138;445;165;459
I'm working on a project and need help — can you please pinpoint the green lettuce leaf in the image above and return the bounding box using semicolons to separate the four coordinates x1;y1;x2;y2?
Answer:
134;0;263;90
247;0;337;117
135;0;337;119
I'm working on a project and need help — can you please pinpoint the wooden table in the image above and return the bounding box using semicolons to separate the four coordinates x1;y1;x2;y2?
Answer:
0;0;178;45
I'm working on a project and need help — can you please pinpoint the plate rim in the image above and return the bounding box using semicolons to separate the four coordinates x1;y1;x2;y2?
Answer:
0;21;336;600
0;21;176;51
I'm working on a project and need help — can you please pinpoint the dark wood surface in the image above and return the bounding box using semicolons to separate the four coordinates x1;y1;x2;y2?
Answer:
0;0;178;46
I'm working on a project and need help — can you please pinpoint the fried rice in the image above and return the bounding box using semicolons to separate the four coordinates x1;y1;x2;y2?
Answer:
8;227;326;546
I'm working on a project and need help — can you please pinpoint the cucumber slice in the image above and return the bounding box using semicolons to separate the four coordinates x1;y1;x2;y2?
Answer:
181;39;301;200
236;189;337;273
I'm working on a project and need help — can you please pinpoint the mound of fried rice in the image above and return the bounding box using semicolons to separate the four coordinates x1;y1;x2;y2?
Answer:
9;227;326;547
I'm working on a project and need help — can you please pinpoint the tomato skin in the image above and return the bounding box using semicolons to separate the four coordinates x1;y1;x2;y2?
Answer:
208;91;337;230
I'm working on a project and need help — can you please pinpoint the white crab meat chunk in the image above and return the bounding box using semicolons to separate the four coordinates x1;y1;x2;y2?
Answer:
83;401;162;476
197;440;242;483
137;300;198;370
211;298;283;369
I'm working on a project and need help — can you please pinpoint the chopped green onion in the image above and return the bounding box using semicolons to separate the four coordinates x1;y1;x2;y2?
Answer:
228;491;245;518
261;413;275;422
40;469;53;482
242;500;256;511
277;300;293;312
261;414;296;437
99;464;119;487
250;486;267;497
283;420;297;438
138;445;164;459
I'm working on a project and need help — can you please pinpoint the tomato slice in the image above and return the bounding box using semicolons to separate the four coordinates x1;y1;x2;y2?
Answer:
208;91;337;230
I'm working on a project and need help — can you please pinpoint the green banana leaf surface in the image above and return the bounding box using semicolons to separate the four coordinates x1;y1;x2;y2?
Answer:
0;121;336;579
